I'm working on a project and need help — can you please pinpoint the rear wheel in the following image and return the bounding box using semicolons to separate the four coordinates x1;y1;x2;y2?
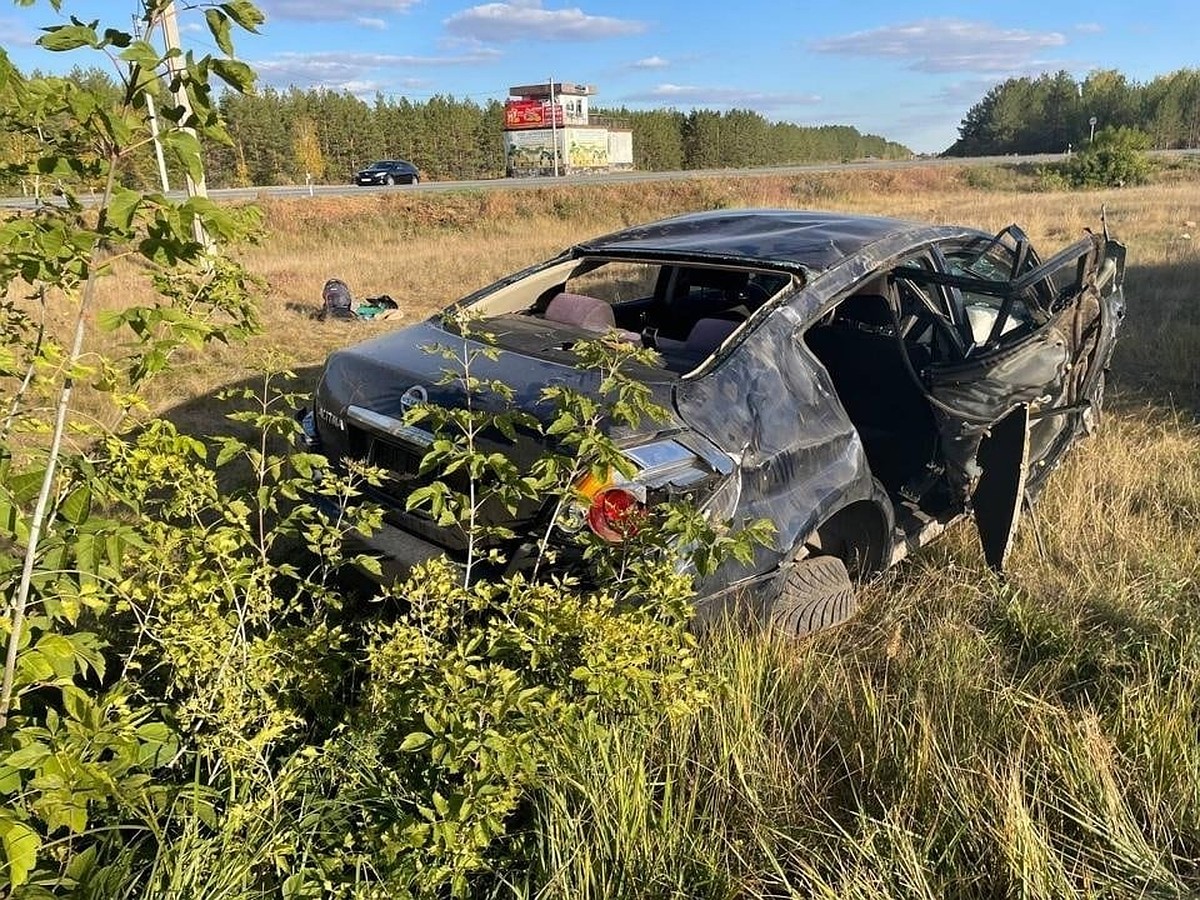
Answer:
410;174;420;185
769;555;857;637
384;174;395;186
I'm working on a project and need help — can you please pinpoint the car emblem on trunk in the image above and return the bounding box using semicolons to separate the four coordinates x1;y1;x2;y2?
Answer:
400;384;428;412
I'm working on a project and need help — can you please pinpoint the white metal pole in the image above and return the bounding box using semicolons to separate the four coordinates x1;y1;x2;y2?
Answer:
549;76;559;177
133;15;170;192
160;1;210;245
144;92;170;193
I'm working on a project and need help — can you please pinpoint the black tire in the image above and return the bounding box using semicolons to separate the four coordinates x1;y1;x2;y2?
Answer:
410;175;419;185
384;174;395;186
769;555;857;637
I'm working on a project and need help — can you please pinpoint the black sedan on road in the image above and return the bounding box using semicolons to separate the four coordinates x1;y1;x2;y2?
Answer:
301;209;1126;634
354;160;420;186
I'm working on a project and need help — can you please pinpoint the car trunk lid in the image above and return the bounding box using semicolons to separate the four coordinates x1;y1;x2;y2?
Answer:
314;318;679;554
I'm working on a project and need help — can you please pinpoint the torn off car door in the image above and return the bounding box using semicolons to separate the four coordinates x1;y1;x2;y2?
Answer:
972;404;1030;569
899;231;1118;569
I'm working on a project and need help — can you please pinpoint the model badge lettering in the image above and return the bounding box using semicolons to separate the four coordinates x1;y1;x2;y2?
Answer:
317;406;345;431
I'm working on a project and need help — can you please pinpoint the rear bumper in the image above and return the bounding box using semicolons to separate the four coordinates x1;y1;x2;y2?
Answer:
345;518;452;583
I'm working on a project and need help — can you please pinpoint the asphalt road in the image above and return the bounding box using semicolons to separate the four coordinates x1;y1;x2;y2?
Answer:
2;151;1195;209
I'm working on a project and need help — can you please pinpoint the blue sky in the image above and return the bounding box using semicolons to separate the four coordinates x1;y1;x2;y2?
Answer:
2;0;1198;152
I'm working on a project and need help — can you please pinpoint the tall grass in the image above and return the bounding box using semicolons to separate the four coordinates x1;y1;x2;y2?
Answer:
515;403;1200;898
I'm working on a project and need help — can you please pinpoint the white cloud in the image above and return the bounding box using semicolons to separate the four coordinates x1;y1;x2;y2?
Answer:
337;80;384;95
811;18;1067;74
624;83;821;110
259;0;419;23
630;55;669;69
254;48;500;90
357;17;388;30
444;1;646;43
0;17;35;46
1074;22;1103;34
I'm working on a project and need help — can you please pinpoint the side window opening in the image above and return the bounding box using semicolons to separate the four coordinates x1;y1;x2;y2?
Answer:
942;241;1036;349
802;267;949;516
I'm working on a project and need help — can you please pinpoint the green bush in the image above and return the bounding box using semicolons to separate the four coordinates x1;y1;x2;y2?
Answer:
1066;126;1152;188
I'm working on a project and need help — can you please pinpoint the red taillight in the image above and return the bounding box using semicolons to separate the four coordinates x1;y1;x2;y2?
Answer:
586;486;645;542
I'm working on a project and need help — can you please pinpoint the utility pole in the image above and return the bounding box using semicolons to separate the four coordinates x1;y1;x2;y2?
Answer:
160;0;210;246
549;76;559;177
133;14;170;193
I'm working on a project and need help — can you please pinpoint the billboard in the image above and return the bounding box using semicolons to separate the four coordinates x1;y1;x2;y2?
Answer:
504;127;623;174
504;129;560;173
504;99;564;130
566;128;609;169
607;130;633;168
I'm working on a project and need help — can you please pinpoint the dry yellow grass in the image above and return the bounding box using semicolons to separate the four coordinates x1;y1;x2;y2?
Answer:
58;164;1196;429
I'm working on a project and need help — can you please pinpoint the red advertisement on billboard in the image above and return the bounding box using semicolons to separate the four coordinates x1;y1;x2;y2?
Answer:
504;99;563;130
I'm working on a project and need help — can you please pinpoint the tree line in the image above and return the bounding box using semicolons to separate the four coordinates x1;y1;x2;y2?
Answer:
948;68;1200;156
0;66;909;191
211;89;911;186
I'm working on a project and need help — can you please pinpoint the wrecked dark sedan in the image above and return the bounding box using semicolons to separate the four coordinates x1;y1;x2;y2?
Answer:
300;209;1126;634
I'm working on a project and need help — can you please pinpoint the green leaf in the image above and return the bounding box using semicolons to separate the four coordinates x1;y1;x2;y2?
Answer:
118;39;160;71
209;58;255;93
58;485;91;525
17;650;55;684
95;309;126;333
8;469;46;505
106;185;141;231
61;685;93;725
35;634;78;679
161;129;204;184
0;819;40;888
38;24;98;51
220;0;265;32
101;28;132;49
64;844;97;885
399;732;432;752
4;744;50;771
214;438;244;468
0;766;20;795
204;9;234;55
352;554;382;577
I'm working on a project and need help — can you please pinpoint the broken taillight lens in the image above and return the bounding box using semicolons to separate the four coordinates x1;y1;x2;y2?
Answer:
586;486;645;542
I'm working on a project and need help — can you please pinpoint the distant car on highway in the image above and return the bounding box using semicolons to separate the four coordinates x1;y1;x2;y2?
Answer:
354;160;420;186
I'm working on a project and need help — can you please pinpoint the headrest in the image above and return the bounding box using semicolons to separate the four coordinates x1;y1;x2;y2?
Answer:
685;318;740;354
544;292;616;331
837;294;893;327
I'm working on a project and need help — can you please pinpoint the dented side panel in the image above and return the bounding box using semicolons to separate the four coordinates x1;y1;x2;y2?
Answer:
676;304;880;599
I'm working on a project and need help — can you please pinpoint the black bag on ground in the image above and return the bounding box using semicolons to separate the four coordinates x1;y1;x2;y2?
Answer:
319;278;356;320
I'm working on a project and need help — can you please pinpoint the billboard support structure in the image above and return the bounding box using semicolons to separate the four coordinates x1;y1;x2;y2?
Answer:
549;76;559;177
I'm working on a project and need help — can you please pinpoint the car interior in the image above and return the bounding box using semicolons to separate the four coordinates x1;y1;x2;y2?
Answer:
802;277;946;513
487;258;795;374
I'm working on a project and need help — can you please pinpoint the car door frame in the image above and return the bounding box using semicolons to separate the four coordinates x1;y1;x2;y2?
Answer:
893;229;1125;567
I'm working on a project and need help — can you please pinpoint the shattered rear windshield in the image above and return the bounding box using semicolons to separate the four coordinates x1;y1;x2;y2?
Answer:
473;257;795;374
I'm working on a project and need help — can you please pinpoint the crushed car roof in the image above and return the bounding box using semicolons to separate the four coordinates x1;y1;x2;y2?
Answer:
575;208;977;273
